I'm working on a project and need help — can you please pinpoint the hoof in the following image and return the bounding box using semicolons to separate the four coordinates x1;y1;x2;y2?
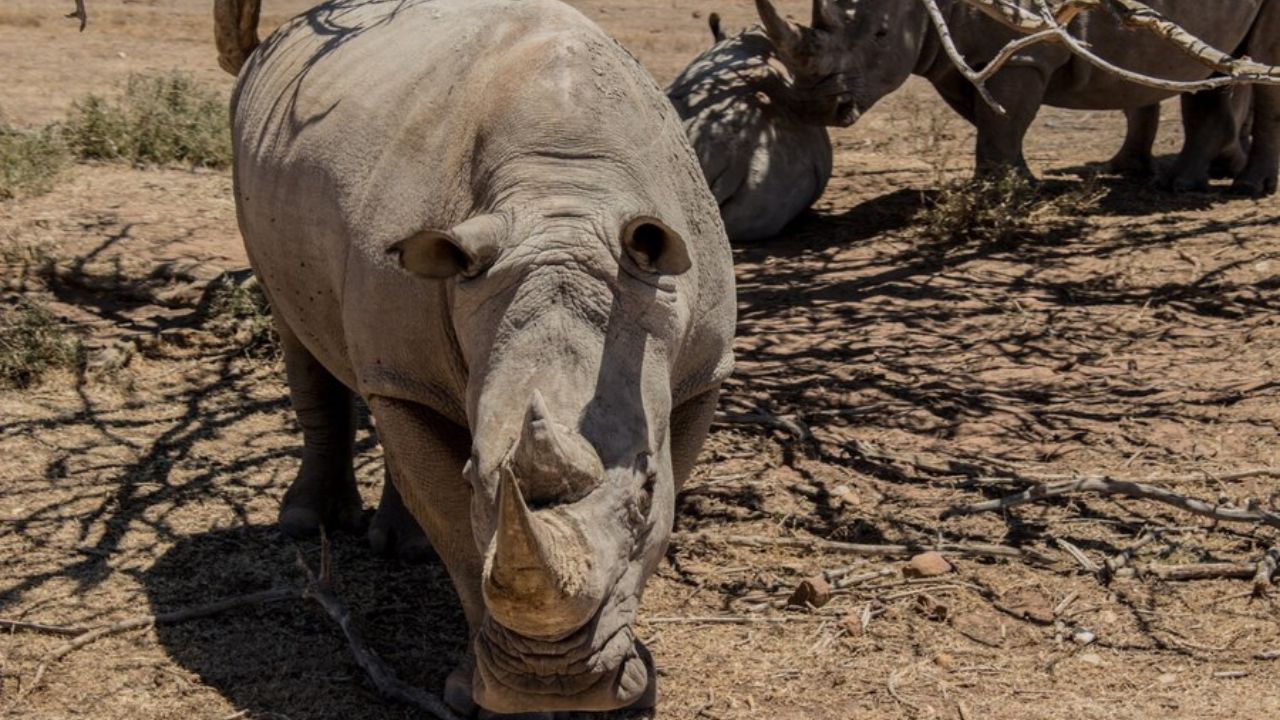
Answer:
1229;176;1277;197
369;473;435;562
278;470;365;538
1105;155;1154;179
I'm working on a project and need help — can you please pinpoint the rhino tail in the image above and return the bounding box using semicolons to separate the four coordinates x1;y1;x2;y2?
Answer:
214;0;262;76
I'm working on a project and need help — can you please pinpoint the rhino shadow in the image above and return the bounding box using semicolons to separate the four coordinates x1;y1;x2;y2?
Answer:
142;524;463;719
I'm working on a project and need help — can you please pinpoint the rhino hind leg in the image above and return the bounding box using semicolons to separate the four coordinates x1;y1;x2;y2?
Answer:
368;464;435;562
1163;88;1239;193
277;319;365;538
1232;84;1279;197
1107;104;1160;178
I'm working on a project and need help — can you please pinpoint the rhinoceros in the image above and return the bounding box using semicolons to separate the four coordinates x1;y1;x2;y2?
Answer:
1112;85;1256;189
753;0;1279;195
222;0;736;713
667;14;834;241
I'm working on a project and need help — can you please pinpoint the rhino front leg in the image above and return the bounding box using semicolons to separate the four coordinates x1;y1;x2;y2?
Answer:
973;67;1047;180
277;318;364;537
365;395;484;716
1164;87;1239;193
1107;104;1160;178
368;464;436;562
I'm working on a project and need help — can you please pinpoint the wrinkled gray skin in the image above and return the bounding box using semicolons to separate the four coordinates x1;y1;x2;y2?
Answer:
230;0;735;714
667;15;833;242
756;0;1279;195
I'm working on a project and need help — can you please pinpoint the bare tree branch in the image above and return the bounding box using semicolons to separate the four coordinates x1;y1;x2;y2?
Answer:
67;0;86;32
942;476;1280;531
923;0;1280;114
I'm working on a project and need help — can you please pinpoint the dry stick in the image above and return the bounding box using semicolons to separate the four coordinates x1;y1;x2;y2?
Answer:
24;587;296;695
673;531;1056;565
1253;547;1279;597
1053;538;1100;575
644;615;827;625
942;477;1280;531
1142;563;1257;582
0;619;89;637
296;542;461;720
66;0;87;32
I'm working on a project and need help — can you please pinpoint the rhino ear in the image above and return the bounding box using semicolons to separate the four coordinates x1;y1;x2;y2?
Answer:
811;0;843;31
394;213;505;280
623;217;692;276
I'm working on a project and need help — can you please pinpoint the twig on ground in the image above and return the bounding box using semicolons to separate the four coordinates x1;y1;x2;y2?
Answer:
23;587;296;695
713;410;812;442
296;536;461;720
644;615;827;625
672;531;1056;565
942;477;1280;531
1053;538;1100;575
0;619;89;637
1253;547;1278;597
1143;562;1257;581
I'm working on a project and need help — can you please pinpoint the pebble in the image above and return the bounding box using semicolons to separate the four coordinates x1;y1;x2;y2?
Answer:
904;551;953;578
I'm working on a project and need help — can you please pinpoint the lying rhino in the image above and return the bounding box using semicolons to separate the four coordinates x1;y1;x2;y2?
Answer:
754;0;1279;195
222;0;736;713
667;14;834;241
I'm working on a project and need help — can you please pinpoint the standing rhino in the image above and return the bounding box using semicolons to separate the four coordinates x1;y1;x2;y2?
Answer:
222;0;736;713
754;0;1279;195
667;14;834;241
1113;86;1256;190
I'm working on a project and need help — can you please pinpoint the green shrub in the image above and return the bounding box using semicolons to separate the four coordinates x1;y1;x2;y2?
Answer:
0;298;80;387
64;71;232;168
0;122;70;200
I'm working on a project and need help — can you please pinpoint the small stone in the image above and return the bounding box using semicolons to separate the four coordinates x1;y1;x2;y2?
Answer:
1072;627;1096;645
1000;587;1055;624
787;576;832;609
904;552;952;578
933;653;954;670
1078;652;1103;666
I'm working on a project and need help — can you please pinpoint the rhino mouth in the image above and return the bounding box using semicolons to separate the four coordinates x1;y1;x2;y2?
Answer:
472;612;655;713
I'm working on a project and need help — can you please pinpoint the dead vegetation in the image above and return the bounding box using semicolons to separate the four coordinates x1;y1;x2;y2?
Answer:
0;297;79;388
0;120;69;201
917;172;1105;248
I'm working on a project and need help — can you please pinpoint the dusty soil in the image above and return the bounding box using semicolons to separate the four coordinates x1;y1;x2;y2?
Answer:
2;2;1278;719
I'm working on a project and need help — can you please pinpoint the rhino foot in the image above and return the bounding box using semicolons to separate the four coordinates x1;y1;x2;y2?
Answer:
278;466;365;538
1105;152;1155;179
368;473;435;562
1229;174;1278;197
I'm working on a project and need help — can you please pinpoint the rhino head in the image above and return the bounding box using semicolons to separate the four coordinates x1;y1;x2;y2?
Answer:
754;0;931;126
397;203;695;712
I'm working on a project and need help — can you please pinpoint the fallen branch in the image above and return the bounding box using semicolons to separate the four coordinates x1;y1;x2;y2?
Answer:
644;615;828;625
673;531;1056;565
713;410;811;442
296;539;461;720
1142;563;1256;582
24;587;296;695
67;0;86;31
942;477;1280;531
0;619;89;637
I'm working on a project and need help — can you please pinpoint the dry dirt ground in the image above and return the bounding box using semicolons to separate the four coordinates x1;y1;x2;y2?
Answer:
2;1;1279;719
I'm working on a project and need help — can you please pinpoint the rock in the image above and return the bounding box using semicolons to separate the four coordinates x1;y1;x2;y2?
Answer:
999;587;1055;624
787;576;832;609
952;612;1005;648
933;653;955;670
1078;652;1103;666
905;551;953;578
1071;627;1096;645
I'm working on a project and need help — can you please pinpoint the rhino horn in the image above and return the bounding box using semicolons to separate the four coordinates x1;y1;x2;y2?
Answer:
484;469;599;639
509;390;604;503
811;0;843;31
755;0;807;60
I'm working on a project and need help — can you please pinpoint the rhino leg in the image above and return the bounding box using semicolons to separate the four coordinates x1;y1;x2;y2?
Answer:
1107;105;1160;178
1233;84;1279;196
277;318;365;538
368;464;435;562
1209;85;1252;179
365;395;484;714
972;67;1045;180
1164;88;1238;193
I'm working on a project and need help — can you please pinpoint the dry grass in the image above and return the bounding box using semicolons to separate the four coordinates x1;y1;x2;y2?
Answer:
0;120;69;200
917;172;1105;247
0;297;79;388
62;71;232;169
199;270;280;360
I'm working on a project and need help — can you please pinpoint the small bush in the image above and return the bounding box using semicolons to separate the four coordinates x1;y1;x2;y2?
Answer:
0;298;80;388
0;122;70;200
918;172;1104;247
64;72;232;168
